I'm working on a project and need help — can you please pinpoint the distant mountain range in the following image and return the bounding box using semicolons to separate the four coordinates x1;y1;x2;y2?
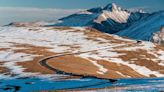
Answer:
52;3;164;44
6;21;55;27
53;3;149;33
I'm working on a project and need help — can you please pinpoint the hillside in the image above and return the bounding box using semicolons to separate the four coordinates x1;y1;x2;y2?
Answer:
116;11;164;44
0;26;163;79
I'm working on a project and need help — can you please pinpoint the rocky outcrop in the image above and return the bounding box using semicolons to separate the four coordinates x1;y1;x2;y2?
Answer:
151;26;164;45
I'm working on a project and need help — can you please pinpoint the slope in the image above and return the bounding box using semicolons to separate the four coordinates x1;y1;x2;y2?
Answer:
0;26;163;79
116;11;164;42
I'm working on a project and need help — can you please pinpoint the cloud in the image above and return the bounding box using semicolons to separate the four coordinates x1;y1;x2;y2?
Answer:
0;7;82;25
127;6;148;12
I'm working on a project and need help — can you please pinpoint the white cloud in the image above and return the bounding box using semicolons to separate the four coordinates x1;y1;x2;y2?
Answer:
0;7;82;25
127;6;147;12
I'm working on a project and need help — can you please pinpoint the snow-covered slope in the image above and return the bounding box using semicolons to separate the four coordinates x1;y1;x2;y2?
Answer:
151;26;164;44
0;26;163;79
94;3;130;24
52;3;149;34
54;9;100;26
116;11;164;43
6;21;55;27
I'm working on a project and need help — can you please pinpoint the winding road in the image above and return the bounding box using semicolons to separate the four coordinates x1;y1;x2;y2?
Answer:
39;46;122;82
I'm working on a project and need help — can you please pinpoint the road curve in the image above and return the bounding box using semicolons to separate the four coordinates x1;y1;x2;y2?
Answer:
39;46;122;83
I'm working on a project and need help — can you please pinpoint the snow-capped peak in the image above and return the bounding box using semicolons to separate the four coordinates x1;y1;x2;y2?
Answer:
103;3;121;11
94;3;130;24
94;10;130;24
53;3;149;34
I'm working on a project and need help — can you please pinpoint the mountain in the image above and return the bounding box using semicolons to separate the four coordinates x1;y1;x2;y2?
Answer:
51;3;149;34
6;21;55;27
116;11;164;44
5;3;164;45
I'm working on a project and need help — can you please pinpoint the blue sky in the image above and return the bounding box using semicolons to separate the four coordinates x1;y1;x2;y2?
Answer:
0;0;163;10
0;0;163;25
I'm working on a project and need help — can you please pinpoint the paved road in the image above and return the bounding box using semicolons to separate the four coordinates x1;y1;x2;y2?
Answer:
39;46;123;82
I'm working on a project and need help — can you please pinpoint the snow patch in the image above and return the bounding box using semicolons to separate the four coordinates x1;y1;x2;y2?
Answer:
94;10;130;24
89;60;108;75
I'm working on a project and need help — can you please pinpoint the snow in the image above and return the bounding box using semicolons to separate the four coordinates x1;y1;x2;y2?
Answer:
78;40;164;77
0;26;117;78
107;58;164;77
116;41;156;51
55;12;99;26
116;71;126;77
3;61;26;74
151;27;164;44
94;10;130;24
0;50;36;76
0;51;34;62
77;11;93;15
0;27;108;53
0;26;163;78
94;3;130;24
53;3;150;35
96;50;126;58
157;50;164;61
116;11;164;42
96;38;109;42
71;27;86;31
111;34;135;42
89;60;108;75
